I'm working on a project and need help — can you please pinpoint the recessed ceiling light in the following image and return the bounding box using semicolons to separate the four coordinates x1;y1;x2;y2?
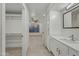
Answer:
66;3;75;10
43;14;45;16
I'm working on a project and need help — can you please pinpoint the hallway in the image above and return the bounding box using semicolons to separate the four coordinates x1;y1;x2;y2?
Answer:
27;33;52;56
1;3;79;56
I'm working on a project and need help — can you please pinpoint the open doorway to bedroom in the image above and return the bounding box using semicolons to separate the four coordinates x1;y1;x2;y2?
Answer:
29;17;40;33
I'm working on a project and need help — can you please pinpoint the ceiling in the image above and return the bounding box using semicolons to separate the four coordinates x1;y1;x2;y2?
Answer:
6;3;23;14
27;3;49;19
27;3;69;20
5;3;69;19
49;3;69;11
5;3;68;14
6;3;49;20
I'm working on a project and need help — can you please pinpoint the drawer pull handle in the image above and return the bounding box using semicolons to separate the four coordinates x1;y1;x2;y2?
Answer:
56;48;59;52
56;48;61;56
73;54;76;56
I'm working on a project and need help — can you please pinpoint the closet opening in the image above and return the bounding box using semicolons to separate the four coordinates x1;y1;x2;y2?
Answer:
5;3;23;56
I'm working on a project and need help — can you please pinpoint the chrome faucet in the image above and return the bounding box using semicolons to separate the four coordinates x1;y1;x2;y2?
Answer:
69;34;75;41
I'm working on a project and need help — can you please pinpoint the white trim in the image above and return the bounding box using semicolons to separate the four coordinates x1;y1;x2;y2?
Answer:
2;3;5;56
22;3;26;56
22;3;29;56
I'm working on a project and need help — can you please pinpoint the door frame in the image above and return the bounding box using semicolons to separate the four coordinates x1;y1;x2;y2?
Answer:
2;3;6;56
22;3;29;56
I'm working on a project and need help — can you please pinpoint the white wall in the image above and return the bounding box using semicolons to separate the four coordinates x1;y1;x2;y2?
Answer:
48;6;79;40
0;3;2;56
49;11;62;36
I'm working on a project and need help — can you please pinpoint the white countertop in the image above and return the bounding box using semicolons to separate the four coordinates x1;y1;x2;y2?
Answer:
50;35;79;52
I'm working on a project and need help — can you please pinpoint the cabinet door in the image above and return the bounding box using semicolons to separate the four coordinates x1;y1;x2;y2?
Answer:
49;37;68;56
49;37;54;51
69;48;79;56
47;37;58;56
57;41;68;56
51;38;59;56
47;36;51;51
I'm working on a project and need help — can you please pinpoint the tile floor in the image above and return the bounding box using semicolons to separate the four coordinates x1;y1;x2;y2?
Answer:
27;33;52;56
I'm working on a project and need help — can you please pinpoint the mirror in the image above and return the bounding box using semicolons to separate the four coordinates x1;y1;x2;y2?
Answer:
63;6;79;28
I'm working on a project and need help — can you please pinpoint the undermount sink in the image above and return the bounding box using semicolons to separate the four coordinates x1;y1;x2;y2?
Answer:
60;38;79;44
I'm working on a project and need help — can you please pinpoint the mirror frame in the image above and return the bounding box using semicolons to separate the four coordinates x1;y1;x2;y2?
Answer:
63;4;79;29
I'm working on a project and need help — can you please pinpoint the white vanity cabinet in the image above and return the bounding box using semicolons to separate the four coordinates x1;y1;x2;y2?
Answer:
49;37;58;56
48;36;79;56
56;41;68;56
49;37;68;56
69;48;79;56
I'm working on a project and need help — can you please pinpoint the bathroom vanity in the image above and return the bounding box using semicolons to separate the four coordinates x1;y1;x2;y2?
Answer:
47;3;79;56
48;35;79;56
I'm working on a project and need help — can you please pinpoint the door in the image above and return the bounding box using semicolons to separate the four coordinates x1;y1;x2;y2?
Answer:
57;42;68;56
69;48;79;56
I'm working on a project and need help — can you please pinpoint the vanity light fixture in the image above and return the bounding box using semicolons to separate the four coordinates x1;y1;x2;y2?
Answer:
66;3;75;10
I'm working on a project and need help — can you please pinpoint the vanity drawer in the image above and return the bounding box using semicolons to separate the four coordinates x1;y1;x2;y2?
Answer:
51;38;68;56
69;48;79;56
56;41;68;56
